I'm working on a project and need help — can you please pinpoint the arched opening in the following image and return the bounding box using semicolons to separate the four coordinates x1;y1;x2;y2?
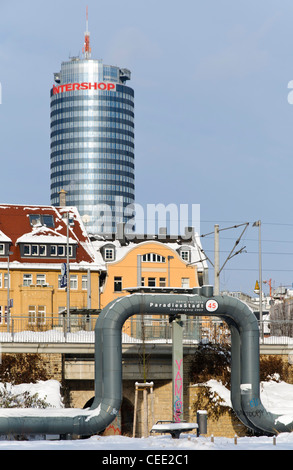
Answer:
83;395;134;436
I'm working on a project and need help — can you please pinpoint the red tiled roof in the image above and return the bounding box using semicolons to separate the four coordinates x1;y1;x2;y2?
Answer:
0;204;95;264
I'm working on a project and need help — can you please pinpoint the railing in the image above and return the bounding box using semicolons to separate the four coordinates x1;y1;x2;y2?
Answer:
0;316;293;345
0;315;202;344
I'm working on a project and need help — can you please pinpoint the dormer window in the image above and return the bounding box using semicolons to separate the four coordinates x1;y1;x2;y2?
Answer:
179;249;191;262
0;242;10;257
29;214;55;228
102;244;116;262
105;248;115;261
29;215;41;226
21;243;75;258
42;215;55;227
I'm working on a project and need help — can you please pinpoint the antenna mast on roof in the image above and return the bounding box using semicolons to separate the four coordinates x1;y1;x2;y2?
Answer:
82;6;91;59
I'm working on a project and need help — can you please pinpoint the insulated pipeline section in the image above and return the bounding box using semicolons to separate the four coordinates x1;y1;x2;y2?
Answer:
0;289;292;436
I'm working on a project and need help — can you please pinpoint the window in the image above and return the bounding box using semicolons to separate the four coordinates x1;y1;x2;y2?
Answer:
114;276;122;292
148;277;156;287
29;215;41;226
4;273;10;289
37;306;46;325
28;305;36;324
58;246;65;256
36;274;46;286
31;245;39;256
24;245;31;256
28;305;46;325
39;245;46;256
42;215;54;227
105;248;115;261
23;274;33;286
159;277;166;287
58;275;62;289
29;214;54;228
142;253;166;263
181;278;190;288
70;274;78;290
22;244;48;257
66;246;73;257
0;306;7;324
58;274;68;289
180;250;190;262
82;275;87;290
0;244;5;255
50;245;57;256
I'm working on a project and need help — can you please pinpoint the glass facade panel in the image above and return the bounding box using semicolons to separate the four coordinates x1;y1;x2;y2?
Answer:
50;58;134;234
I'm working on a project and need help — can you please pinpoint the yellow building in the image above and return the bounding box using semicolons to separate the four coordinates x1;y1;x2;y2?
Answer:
89;229;208;341
91;230;208;309
0;204;104;331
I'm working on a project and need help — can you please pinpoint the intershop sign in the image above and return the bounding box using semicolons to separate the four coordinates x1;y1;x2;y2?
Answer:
52;82;116;95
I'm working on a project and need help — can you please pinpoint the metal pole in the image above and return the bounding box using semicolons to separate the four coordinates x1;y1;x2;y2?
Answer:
168;256;174;287
66;212;70;332
258;221;263;340
137;255;142;286
7;253;10;332
172;315;185;422
87;268;91;309
214;224;220;295
253;220;263;339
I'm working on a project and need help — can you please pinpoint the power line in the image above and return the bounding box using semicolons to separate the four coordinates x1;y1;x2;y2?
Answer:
205;250;293;256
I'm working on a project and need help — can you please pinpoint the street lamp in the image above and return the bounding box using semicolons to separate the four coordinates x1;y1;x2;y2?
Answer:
253;220;263;340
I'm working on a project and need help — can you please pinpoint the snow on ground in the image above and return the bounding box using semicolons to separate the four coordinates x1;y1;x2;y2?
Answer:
0;379;293;450
0;433;293;451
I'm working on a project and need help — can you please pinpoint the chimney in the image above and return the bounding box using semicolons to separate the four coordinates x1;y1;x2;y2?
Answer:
116;223;126;245
159;227;167;239
59;189;67;207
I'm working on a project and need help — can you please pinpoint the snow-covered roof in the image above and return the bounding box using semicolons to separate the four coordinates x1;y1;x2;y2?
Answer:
0;229;12;243
16;226;77;245
0;204;105;269
91;232;208;272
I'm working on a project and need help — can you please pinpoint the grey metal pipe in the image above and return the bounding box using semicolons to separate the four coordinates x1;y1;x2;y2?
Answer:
0;290;292;437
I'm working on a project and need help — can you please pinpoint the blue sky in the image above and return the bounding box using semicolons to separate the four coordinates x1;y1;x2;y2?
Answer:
1;0;293;296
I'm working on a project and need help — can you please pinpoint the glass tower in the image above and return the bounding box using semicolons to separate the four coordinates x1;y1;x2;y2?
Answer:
50;16;134;234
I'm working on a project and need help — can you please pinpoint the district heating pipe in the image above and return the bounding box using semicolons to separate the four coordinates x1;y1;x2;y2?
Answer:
0;289;292;436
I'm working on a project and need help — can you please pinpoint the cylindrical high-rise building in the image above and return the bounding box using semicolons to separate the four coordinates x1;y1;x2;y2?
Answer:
50;12;134;234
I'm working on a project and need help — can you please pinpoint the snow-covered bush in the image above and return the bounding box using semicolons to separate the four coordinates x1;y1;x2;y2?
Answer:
0;383;50;408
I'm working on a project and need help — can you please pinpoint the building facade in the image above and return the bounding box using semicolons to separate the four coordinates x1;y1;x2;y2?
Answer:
93;229;209;310
50;19;135;235
0;204;104;331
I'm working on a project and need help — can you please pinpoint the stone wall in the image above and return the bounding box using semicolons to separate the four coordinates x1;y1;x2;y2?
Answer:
18;351;293;438
41;353;63;382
